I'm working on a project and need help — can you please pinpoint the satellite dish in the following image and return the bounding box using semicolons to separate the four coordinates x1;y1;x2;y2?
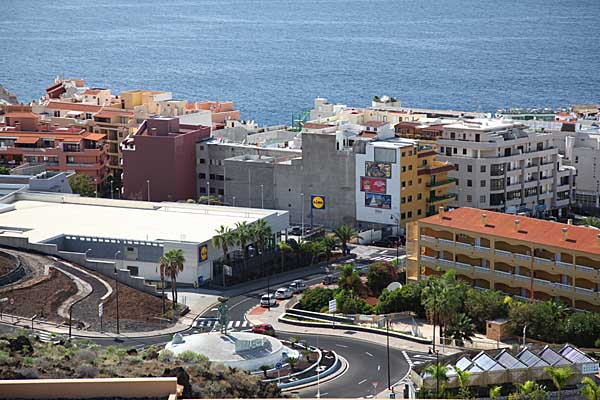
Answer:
386;281;402;291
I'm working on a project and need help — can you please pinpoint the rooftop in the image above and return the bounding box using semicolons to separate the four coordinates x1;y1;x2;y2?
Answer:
46;101;103;113
420;207;600;255
0;193;287;245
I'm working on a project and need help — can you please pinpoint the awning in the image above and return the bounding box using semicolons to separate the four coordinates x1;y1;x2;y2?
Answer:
15;136;40;144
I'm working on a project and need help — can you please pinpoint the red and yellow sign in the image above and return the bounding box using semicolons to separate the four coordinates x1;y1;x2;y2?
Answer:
360;177;386;193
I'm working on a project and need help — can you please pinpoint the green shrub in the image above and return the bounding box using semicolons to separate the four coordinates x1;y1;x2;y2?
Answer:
366;261;396;296
75;363;97;378
177;350;200;363
158;349;174;363
299;287;336;312
22;356;33;367
0;350;9;364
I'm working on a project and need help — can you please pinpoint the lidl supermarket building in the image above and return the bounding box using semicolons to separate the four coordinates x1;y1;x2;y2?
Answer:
0;191;288;288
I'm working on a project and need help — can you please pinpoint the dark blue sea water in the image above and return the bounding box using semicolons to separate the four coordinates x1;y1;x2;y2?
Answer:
1;0;599;125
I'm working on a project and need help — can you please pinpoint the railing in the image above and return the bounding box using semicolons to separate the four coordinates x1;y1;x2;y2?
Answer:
495;270;512;277
514;274;530;283
576;264;596;274
455;241;472;249
421;255;436;263
438;259;455;268
474;245;491;253
426;177;458;188
576;287;595;296
553;282;573;292
534;256;552;266
515;253;532;262
439;238;454;247
495;249;512;258
454;261;471;270
556;261;572;271
534;278;553;287
428;193;458;203
420;235;437;246
474;266;489;274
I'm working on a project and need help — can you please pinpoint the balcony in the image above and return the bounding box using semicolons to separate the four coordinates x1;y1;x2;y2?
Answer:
534;257;553;267
454;261;472;271
428;193;458;204
515;253;532;262
439;238;454;247
553;282;573;292
455;241;472;250
426;177;458;188
556;261;573;273
474;266;490;274
533;278;553;288
576;287;595;297
495;249;512;261
438;259;455;268
514;274;530;283
420;235;438;247
495;269;512;277
474;245;492;255
576;264;596;275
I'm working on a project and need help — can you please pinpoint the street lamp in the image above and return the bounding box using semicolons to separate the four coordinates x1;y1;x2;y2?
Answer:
300;193;305;238
146;180;151;202
435;349;440;398
260;184;264;209
110;180;114;200
207;182;211;205
386;315;391;392
390;214;402;283
114;250;121;334
266;276;271;311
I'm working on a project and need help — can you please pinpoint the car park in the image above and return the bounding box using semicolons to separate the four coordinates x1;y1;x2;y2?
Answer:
275;287;293;299
252;323;275;336
260;293;277;307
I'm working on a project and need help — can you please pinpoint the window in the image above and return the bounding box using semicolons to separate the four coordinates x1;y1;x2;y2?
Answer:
199;145;205;151
408;195;412;202
199;173;206;179
401;197;406;204
418;178;421;184
417;193;422;200
422;160;428;166
401;152;406;157
481;165;486;173
53;110;60;117
408;211;412;218
401;212;406;220
462;148;467;155
402;166;406;172
417;209;422;216
199;187;206;194
217;174;224;181
450;132;456;139
408;165;412;171
467;179;472;187
467;195;472;202
467;165;473;173
127;266;139;276
218;189;224;195
408;180;412;186
453;148;457;154
408;151;412;156
199;159;206;164
209;174;216;180
402;181;406;188
209;187;215;194
481;180;486;187
85;113;92;119
455;164;459;171
480;195;486;203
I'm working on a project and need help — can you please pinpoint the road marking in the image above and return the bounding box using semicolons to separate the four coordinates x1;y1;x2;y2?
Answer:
234;321;241;327
358;379;367;385
321;393;328;397
365;352;374;357
335;344;348;348
227;321;233;328
377;365;381;371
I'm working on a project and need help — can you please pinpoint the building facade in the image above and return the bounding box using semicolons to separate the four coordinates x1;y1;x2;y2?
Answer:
121;117;210;201
436;119;576;217
407;207;600;312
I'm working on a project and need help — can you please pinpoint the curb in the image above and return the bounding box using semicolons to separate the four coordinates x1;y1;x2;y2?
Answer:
279;351;343;390
281;355;348;392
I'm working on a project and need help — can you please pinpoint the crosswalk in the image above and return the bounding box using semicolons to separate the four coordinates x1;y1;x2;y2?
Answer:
368;255;399;262
195;318;252;330
405;351;438;366
35;331;63;344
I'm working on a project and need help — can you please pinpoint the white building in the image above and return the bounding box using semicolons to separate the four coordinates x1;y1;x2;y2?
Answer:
437;119;576;216
0;192;288;285
564;129;600;210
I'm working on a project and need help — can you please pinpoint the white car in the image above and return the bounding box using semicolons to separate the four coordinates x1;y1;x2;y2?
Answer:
260;293;277;307
289;280;307;294
275;287;293;299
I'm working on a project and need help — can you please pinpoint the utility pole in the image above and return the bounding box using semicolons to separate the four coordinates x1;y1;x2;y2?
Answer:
260;184;264;209
114;250;121;334
386;315;391;391
146;180;151;202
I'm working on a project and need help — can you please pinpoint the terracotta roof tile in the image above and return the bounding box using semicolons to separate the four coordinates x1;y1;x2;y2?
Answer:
46;102;102;113
420;207;600;256
362;120;387;128
303;122;333;129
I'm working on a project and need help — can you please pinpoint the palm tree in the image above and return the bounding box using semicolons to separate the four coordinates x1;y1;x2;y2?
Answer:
454;366;472;399
581;377;600;400
251;219;272;277
259;365;270;378
278;241;292;272
446;313;475;347
321;236;338;268
489;385;502;399
301;348;312;362
334;224;356;255
338;264;364;294
212;225;235;285
424;363;448;398
514;380;546;400
577;216;600;229
545;366;573;400
163;249;186;310
287;356;298;372
157;255;169;314
234;221;253;278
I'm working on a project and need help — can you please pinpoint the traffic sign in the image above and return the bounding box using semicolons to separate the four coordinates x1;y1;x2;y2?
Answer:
98;303;103;317
275;362;283;370
328;299;337;313
311;195;326;209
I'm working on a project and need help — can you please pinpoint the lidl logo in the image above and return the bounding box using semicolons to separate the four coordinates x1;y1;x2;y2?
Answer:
311;195;326;209
199;245;208;262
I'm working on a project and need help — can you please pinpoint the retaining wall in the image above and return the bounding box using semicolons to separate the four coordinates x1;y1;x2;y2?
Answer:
0;251;24;287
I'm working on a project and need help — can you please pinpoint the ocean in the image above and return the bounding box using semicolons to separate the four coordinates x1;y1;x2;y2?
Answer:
1;0;599;125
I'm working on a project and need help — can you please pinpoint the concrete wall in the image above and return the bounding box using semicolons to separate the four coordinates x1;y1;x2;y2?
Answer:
0;377;177;399
273;160;304;224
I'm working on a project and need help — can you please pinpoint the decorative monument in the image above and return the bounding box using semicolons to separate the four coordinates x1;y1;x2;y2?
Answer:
164;297;298;371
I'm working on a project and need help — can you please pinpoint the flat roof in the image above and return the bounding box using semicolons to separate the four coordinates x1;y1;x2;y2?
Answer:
420;207;600;256
0;195;286;245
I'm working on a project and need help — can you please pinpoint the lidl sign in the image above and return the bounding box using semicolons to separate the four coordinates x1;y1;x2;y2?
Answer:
199;245;208;262
311;195;326;209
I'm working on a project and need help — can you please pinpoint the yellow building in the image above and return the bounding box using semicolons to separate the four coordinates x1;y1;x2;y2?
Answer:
92;108;136;176
407;207;600;311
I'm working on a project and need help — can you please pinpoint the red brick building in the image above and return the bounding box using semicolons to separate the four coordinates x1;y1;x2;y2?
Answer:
121;117;210;201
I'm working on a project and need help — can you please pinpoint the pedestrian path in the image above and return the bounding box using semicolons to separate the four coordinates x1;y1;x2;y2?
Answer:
194;318;252;330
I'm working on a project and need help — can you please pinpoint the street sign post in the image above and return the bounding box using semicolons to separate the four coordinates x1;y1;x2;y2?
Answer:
275;362;283;384
98;303;104;333
310;195;326;228
328;299;336;313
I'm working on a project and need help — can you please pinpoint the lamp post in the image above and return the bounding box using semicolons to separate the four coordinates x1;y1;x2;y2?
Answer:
207;182;211;205
114;250;121;334
300;193;305;238
260;184;264;209
435;349;440;398
390;214;402;283
386;315;391;391
146;180;151;202
110;180;114;200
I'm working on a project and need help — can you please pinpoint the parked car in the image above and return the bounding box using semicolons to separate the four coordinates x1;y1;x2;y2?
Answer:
373;240;391;248
275;287;293;299
260;293;277;307
289;226;302;236
289;279;307;293
322;275;336;285
353;265;369;275
252;323;275;336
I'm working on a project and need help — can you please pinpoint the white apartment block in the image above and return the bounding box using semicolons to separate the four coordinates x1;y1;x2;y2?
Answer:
437;119;576;216
564;130;600;210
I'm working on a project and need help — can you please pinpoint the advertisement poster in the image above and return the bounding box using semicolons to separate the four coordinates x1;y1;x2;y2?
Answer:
365;192;392;209
360;177;386;193
365;161;391;179
199;245;208;262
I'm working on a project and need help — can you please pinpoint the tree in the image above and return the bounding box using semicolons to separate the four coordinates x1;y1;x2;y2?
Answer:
334;225;356;255
454;366;472;399
338;264;365;295
301;349;312;362
509;300;570;343
157;255;169;314
0;166;11;175
163;249;185;310
299;287;335;312
366;261;396;296
424;363;448;398
278;241;292;272
68;174;95;197
251;219;272;276
463;288;509;332
320;236;338;268
212;225;235;283
422;271;466;339
513;380;546;400
581;377;600;400
234;221;253;277
335;289;372;314
259;365;270;378
446;313;475;347
577;217;600;229
286;357;298;372
489;385;502;399
544;366;573;400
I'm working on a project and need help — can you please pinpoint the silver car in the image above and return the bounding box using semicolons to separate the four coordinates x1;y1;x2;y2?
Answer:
275;287;293;299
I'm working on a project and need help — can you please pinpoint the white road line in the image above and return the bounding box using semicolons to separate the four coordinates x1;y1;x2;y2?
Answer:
321;393;328;397
234;321;241;327
365;352;374;357
335;344;348;348
358;379;367;385
227;321;233;328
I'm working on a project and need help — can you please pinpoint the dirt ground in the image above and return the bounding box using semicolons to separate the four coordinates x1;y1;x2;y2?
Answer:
0;268;77;321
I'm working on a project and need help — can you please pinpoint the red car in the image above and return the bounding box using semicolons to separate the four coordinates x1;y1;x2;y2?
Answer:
252;323;275;336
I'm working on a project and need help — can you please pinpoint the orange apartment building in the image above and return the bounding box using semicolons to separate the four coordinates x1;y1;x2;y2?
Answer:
407;207;600;311
0;112;109;189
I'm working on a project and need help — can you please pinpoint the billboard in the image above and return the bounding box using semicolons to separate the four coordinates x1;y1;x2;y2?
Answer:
365;192;392;209
365;161;391;179
361;177;386;193
199;245;208;262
